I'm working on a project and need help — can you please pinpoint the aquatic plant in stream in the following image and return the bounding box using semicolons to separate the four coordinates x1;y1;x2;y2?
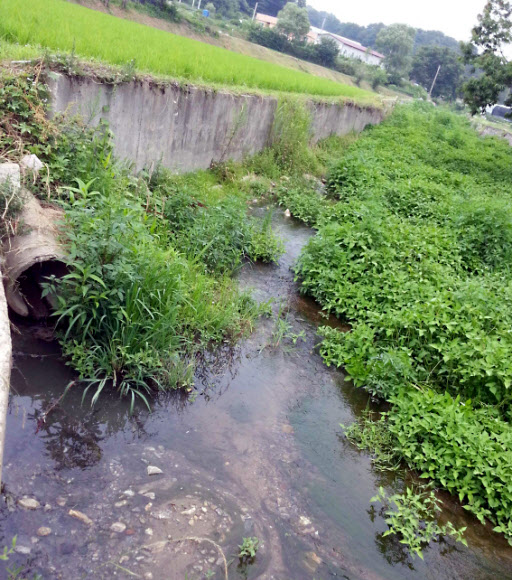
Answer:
345;389;512;544
274;180;330;226
371;485;467;560
247;210;285;264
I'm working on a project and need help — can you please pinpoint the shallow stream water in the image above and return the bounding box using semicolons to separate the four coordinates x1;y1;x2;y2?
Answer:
2;213;512;579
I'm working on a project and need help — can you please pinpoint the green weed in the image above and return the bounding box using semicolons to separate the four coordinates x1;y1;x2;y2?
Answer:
371;485;467;560
238;537;259;560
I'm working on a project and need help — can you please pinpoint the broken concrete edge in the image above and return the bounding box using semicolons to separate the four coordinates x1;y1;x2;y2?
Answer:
1;159;65;317
32;56;386;109
0;261;12;486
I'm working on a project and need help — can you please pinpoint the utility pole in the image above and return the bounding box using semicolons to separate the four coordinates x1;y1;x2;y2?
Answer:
429;64;441;99
252;2;258;20
198;0;201;9
321;16;326;30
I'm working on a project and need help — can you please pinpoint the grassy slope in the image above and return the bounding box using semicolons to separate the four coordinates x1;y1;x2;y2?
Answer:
0;0;378;103
73;0;405;99
72;0;359;87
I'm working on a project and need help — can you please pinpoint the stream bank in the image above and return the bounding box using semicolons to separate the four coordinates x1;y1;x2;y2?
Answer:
2;212;512;579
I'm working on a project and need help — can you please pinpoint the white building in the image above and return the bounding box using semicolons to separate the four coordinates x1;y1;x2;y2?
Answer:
310;28;385;67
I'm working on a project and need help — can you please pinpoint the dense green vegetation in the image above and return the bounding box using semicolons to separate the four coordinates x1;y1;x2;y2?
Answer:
289;103;512;542
0;71;285;408
0;0;377;102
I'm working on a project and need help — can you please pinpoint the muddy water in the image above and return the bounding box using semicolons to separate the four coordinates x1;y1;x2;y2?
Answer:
2;214;512;579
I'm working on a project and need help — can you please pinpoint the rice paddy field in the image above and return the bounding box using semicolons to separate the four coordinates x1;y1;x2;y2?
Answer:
0;0;378;102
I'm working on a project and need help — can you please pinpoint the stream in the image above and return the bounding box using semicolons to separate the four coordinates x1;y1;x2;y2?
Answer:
2;212;512;579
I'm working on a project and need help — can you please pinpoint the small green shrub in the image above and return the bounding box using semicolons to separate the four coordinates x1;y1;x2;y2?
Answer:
274;181;328;226
269;99;318;175
46;179;256;407
371;485;467;559
238;537;259;560
248;211;285;263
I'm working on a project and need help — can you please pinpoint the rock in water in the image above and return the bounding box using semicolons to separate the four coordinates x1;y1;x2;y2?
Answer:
147;465;163;476
36;527;51;537
18;497;40;510
68;509;93;526
110;522;126;533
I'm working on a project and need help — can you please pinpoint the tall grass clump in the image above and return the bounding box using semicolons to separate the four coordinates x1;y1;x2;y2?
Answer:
293;102;512;542
0;71;286;408
45;175;258;408
0;0;378;102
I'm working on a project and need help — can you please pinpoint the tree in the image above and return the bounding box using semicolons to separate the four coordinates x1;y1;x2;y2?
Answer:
411;46;464;100
297;0;306;7
314;36;339;68
276;2;310;41
214;0;239;18
257;0;288;17
462;0;512;113
414;29;460;53
376;24;416;84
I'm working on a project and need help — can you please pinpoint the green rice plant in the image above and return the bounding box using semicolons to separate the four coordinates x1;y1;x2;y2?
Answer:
0;0;378;101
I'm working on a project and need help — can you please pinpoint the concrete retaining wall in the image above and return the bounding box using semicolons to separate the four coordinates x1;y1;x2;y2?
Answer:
48;74;385;173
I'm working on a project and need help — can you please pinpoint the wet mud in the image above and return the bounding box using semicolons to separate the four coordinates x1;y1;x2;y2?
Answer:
2;214;512;579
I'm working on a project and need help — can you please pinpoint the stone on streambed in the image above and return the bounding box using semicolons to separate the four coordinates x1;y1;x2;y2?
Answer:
110;522;127;533
37;527;52;537
18;497;40;510
147;465;163;476
68;509;93;526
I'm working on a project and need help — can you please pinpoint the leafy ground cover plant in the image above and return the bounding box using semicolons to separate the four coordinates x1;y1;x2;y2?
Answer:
293;102;512;544
238;537;259;560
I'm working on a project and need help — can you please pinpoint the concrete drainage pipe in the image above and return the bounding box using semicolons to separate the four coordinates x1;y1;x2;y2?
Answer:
3;191;66;319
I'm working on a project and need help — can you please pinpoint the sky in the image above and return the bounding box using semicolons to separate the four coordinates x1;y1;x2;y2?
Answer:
307;0;485;42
